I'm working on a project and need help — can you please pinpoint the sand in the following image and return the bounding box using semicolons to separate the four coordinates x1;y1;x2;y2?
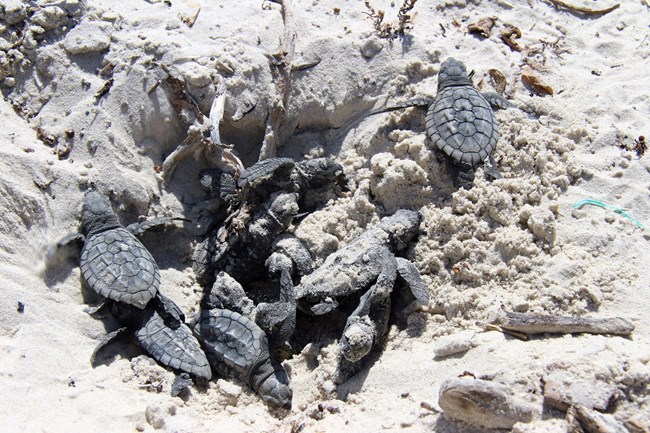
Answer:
1;0;649;431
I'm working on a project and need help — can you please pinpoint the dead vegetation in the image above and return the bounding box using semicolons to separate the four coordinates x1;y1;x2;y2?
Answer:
364;0;418;40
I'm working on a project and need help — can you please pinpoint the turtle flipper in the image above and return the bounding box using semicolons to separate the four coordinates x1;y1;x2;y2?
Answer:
367;97;433;117
46;232;85;268
90;326;129;366
481;91;515;110
483;154;502;181
255;268;296;349
126;217;189;237
395;257;430;307
454;163;476;190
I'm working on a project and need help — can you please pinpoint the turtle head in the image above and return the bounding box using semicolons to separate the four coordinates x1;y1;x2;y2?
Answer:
81;189;121;236
340;316;375;363
379;209;422;251
437;58;472;91
257;366;293;410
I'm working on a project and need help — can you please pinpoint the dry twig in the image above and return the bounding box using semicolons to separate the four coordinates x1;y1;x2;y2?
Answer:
500;311;634;336
544;0;620;16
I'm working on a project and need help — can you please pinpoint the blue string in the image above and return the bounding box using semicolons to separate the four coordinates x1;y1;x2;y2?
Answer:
573;199;645;229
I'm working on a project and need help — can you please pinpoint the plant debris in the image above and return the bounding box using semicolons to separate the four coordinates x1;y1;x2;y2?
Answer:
545;0;620;16
501;24;523;51
498;310;634;336
467;16;496;38
521;67;554;96
488;69;508;94
633;135;646;157
364;0;418;40
180;2;201;27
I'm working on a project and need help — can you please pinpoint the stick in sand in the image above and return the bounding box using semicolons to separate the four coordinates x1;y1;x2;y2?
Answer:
500;311;634;336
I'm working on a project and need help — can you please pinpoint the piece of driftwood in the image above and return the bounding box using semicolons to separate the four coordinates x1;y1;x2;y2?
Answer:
439;378;534;429
567;404;629;433
500;311;634;336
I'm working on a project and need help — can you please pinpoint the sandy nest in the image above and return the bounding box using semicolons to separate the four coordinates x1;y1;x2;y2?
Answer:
0;0;648;432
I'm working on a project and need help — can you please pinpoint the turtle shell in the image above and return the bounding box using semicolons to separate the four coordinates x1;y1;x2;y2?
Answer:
135;307;212;380
193;309;267;381
425;85;497;168
80;227;159;309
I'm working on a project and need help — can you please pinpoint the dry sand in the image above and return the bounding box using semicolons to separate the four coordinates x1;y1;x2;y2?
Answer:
1;0;649;432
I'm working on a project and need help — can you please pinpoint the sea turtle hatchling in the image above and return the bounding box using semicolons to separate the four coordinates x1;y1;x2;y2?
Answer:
369;57;513;189
56;189;183;309
192;308;293;409
92;291;212;381
295;209;430;382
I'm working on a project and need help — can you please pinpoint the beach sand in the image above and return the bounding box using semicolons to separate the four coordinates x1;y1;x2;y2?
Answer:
0;0;648;431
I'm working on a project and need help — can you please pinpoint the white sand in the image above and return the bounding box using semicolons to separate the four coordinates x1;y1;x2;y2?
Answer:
1;0;649;431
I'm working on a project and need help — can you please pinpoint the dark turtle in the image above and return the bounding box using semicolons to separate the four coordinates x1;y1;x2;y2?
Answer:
193;157;341;287
92;291;212;380
57;189;173;309
192;308;292;409
369;57;513;188
202;269;296;352
295;209;430;382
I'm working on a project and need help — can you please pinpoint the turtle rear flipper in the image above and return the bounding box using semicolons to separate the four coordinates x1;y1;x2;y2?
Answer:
135;307;212;380
90;326;130;366
483;154;502;181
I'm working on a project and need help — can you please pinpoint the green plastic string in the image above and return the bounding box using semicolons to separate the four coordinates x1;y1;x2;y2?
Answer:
573;199;645;229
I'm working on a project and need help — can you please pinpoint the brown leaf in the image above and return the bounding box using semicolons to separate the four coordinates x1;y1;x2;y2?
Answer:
467;16;496;38
488;68;507;94
522;67;554;96
501;24;523;51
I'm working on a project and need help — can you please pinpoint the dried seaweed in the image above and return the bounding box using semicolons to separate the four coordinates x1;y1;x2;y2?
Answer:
545;0;620;16
501;24;523;51
488;69;507;94
364;0;418;40
467;17;496;38
521;67;554;96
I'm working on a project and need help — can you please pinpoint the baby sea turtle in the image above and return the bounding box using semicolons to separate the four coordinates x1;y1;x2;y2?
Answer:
57;189;178;309
55;189;209;380
192;308;293;409
370;57;513;189
295;209;430;382
194;157;342;287
92;291;212;380
202;269;296;351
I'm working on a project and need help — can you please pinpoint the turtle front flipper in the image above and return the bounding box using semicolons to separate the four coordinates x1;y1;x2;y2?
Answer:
90;326;130;366
395;257;430;307
481;91;515;110
366;97;433;117
255;268;296;350
46;232;85;269
125;217;189;237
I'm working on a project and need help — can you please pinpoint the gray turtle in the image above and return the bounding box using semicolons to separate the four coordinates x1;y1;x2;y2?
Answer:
92;291;212;380
370;57;513;189
57;189;172;309
295;209;430;382
192;308;293;409
194;157;342;287
55;189;209;380
201;269;296;352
